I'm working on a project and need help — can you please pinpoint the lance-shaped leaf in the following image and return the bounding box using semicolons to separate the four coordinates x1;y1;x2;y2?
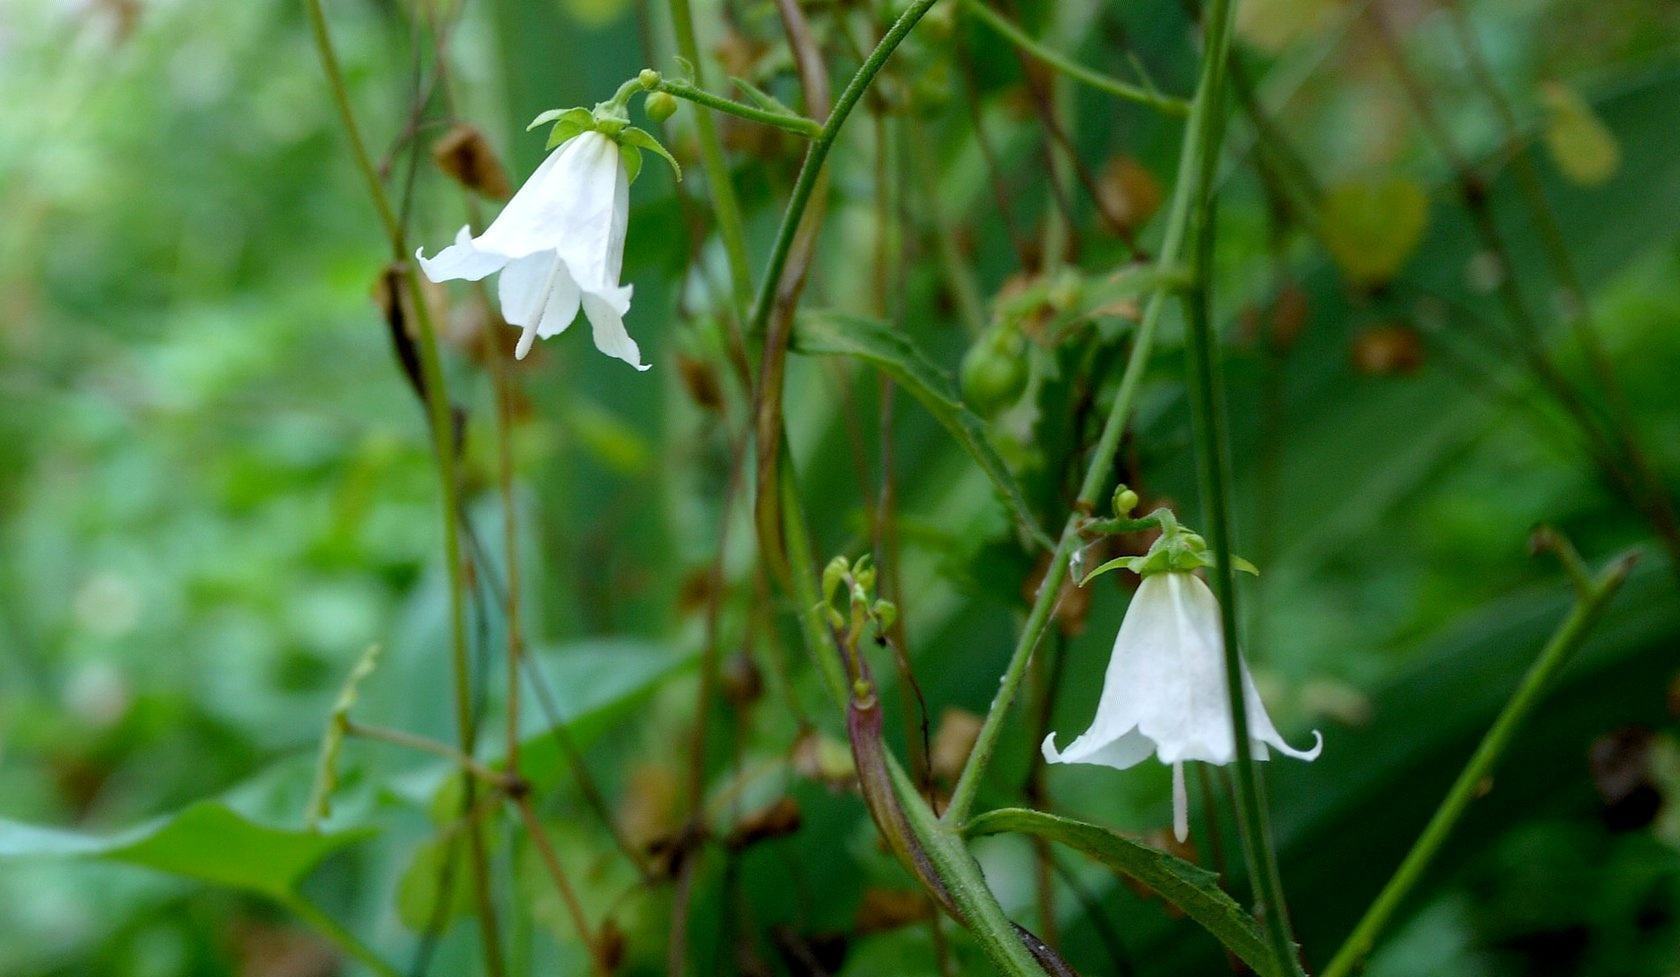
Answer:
792;310;1053;549
965;807;1287;977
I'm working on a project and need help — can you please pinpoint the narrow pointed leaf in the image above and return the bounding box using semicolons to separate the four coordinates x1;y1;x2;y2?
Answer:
966;807;1286;977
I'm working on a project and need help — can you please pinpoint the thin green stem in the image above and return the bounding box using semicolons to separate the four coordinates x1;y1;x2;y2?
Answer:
1321;553;1634;977
303;0;401;248
943;0;1230;826
746;0;943;338
1176;0;1302;970
665;0;754;314
653;75;822;137
959;0;1190;116
302;3;503;972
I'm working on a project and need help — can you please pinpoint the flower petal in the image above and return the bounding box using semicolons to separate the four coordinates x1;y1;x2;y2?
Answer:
415;226;508;283
581;290;648;371
475;132;624;268
498;252;557;327
538;264;581;339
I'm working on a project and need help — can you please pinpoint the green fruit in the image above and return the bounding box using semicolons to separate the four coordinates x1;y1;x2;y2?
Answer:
961;334;1027;415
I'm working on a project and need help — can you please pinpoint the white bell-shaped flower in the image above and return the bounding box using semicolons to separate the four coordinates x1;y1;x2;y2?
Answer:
1043;570;1321;841
416;130;647;370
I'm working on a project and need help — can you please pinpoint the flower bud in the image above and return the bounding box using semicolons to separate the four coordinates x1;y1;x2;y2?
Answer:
645;90;679;123
1112;484;1139;516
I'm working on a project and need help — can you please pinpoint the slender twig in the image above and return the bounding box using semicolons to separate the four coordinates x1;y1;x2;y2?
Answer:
750;0;937;587
509;791;610;975
959;0;1190;116
1322;550;1635;977
346;721;513;789
1441;0;1680;587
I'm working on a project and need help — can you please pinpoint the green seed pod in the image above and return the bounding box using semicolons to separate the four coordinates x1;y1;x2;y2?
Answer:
960;332;1027;416
645;91;679;124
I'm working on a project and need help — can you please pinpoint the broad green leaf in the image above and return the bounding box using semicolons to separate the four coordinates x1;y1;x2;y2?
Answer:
792;310;1053;549
1320;176;1430;286
1541;82;1620;186
0;801;372;902
965;808;1284;977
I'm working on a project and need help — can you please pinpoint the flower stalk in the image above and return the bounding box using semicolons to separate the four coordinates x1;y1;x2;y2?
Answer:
1322;544;1635;977
642;71;823;138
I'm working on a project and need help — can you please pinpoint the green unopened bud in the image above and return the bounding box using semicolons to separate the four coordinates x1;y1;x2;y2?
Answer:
1112;485;1139;515
645;90;678;123
637;68;661;90
853;565;877;595
873;600;897;631
822;556;849;602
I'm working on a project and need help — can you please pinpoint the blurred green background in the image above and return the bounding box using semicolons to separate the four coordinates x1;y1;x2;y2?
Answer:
3;0;1680;974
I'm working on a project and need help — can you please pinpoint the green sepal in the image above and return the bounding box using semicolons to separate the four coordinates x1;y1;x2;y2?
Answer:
619;143;644;184
619;126;681;181
528;105;591;133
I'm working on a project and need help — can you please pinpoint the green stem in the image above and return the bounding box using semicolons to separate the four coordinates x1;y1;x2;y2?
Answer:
889;758;1046;976
746;0;943;338
959;0;1190;116
1176;0;1302;971
1321;554;1634;977
302;0;401;248
665;0;754;315
302;3;503;972
942;0;1231;827
653;75;823;137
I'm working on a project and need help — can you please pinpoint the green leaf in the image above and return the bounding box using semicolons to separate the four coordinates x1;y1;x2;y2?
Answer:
793;310;1053;549
0;801;372;902
1320;176;1430;286
619;126;681;181
965;808;1285;977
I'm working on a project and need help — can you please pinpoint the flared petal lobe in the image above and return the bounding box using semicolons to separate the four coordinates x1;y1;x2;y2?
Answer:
1042;572;1321;769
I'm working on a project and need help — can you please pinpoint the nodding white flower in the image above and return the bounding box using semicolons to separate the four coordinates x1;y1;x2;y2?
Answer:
416;130;646;370
1042;570;1321;842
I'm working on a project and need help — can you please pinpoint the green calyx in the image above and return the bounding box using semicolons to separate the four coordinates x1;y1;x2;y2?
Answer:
525;94;682;185
1079;507;1258;585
